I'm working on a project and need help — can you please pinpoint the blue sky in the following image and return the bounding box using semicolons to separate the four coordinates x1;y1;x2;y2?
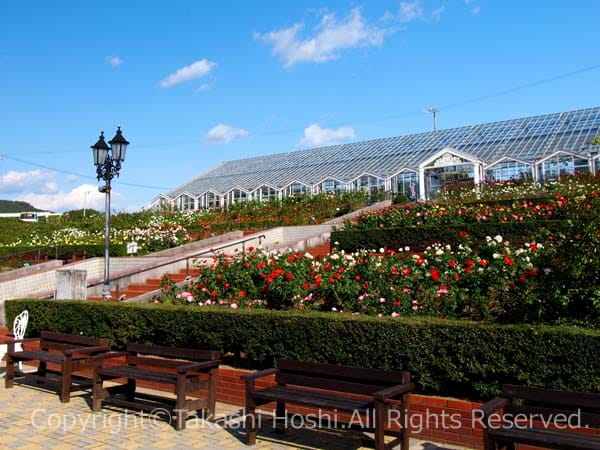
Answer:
1;0;599;212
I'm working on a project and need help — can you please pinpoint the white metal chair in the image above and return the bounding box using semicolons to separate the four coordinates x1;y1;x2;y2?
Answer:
12;310;29;372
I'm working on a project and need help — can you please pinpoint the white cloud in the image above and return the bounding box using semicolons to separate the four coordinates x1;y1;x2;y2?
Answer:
44;181;58;192
299;124;356;147
471;6;481;15
398;1;424;22
254;7;393;68
66;174;80;183
106;55;123;67
16;184;118;213
195;82;214;93
431;6;446;21
204;124;250;144
160;59;217;88
0;170;55;194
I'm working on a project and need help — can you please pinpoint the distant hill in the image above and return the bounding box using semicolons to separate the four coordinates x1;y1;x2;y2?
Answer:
0;200;46;213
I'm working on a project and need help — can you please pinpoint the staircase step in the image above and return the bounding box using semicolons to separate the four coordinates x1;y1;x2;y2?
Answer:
127;284;156;291
178;268;200;276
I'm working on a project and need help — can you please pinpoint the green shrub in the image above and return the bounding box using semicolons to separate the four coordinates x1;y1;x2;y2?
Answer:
5;299;600;400
392;194;410;205
332;220;571;252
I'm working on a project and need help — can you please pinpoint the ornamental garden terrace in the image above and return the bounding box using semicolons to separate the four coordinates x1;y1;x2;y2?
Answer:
151;107;600;210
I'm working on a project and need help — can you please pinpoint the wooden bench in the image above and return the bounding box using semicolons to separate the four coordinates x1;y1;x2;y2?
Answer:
5;331;109;403
242;359;415;449
479;384;600;450
92;343;221;430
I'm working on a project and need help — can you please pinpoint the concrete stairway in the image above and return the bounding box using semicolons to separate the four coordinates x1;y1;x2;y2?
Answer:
90;267;201;301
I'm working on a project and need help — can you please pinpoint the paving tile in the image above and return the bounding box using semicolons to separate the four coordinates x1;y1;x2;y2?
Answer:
0;383;469;449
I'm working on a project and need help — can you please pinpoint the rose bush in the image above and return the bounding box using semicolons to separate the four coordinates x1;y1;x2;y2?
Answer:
157;228;600;326
346;190;600;230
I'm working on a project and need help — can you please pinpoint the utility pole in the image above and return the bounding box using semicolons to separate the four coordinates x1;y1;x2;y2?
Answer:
425;107;439;131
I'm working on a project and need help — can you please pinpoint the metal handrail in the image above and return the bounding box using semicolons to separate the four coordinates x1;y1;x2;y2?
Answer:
87;234;266;290
0;245;61;262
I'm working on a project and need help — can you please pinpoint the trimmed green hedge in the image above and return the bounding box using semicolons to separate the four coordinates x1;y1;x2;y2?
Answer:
332;220;571;252
6;299;600;400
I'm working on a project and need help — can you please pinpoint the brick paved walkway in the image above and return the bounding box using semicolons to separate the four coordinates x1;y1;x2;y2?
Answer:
0;378;467;449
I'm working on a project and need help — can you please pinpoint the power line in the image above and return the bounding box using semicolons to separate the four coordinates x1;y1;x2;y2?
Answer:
3;62;600;157
0;154;170;190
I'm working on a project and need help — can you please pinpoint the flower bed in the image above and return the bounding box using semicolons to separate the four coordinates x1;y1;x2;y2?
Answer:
155;224;600;326
0;192;368;256
345;191;599;230
437;173;600;203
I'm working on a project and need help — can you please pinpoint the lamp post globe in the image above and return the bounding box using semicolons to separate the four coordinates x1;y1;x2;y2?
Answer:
90;126;130;300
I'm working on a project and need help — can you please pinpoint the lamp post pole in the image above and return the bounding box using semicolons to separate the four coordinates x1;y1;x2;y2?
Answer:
425;107;439;132
91;127;130;300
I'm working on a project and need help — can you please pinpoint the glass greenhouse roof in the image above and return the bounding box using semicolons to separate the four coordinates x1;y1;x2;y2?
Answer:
165;107;600;198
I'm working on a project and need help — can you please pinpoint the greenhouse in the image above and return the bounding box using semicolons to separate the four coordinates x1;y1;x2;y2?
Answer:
152;107;600;209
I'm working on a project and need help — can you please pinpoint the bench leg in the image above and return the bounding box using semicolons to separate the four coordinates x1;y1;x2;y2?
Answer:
275;401;286;434
245;396;257;445
126;378;136;402
374;401;386;450
5;355;14;389
92;374;103;413
206;368;217;420
482;432;496;450
60;357;73;403
175;374;187;431
37;360;47;382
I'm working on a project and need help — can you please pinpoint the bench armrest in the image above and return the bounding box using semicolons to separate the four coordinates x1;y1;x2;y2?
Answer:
176;360;221;374
240;368;279;381
478;396;510;417
92;351;129;361
7;337;40;345
7;337;40;351
64;345;110;356
373;382;416;401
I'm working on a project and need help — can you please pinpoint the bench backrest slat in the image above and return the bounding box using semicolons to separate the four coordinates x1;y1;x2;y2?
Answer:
275;359;409;395
127;355;195;369
277;372;387;395
41;342;84;352
503;385;600;410
40;331;108;348
127;343;220;361
505;404;600;429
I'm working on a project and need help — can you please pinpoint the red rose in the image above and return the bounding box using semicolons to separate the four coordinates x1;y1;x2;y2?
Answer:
430;269;441;282
285;272;294;280
448;261;457;268
238;290;246;297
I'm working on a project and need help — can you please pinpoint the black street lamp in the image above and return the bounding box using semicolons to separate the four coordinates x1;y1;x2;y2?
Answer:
91;126;130;299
